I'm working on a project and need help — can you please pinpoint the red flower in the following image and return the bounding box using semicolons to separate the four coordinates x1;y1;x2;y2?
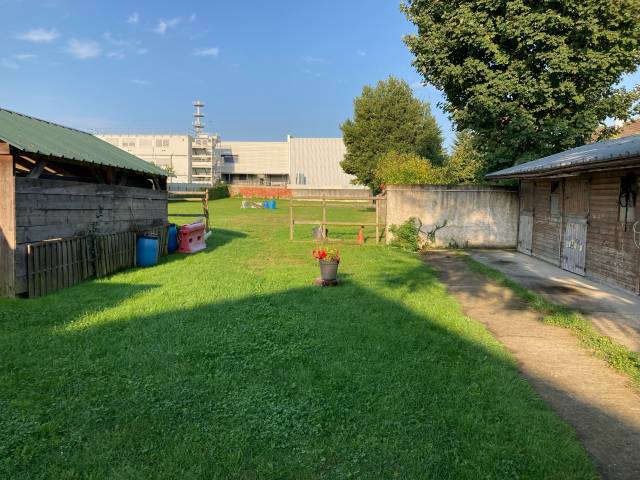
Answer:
313;248;339;262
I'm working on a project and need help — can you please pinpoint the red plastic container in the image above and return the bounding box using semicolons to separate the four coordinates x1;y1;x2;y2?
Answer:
178;222;206;253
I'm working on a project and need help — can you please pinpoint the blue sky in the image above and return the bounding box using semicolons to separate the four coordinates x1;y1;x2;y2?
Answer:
1;1;639;150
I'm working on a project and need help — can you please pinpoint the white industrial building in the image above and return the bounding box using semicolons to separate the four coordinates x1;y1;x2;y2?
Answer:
97;101;363;190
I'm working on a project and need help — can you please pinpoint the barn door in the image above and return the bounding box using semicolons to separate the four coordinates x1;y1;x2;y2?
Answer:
562;178;589;276
518;181;534;255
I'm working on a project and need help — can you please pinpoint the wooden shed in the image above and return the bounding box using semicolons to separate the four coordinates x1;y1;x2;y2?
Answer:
487;135;640;294
0;109;168;298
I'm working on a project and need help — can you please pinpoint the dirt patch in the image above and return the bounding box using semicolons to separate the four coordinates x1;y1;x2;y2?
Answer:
426;251;640;480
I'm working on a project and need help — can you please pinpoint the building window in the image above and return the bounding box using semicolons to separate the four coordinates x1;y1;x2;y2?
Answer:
122;139;136;149
619;173;637;223
550;181;561;218
222;154;238;164
139;139;152;148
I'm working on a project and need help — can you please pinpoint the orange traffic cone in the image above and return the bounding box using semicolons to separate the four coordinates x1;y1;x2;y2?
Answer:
357;226;364;245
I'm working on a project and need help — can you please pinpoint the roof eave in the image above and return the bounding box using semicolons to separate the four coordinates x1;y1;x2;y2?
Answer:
486;155;640;180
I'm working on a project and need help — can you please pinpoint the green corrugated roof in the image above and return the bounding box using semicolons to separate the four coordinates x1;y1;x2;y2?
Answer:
0;108;166;177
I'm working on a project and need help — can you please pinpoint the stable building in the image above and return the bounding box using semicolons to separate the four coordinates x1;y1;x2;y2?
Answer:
487;135;640;294
0;109;168;298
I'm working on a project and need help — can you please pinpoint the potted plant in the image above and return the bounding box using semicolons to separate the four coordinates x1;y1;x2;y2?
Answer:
313;247;340;282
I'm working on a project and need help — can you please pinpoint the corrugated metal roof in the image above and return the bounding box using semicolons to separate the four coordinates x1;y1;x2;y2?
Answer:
486;134;640;179
0;108;166;177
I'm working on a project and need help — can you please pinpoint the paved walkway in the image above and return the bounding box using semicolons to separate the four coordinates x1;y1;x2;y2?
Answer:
469;249;640;353
426;251;640;480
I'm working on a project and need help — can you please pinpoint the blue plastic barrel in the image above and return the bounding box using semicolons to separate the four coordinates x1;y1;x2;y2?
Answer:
167;224;178;254
136;234;159;267
263;200;269;209
269;200;276;209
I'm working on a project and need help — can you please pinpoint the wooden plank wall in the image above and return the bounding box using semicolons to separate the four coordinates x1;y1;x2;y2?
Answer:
27;237;93;298
586;173;640;293
531;180;562;266
14;177;168;295
0;149;16;297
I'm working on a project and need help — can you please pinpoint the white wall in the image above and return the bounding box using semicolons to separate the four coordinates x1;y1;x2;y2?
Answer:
288;137;363;189
219;141;289;175
97;134;191;183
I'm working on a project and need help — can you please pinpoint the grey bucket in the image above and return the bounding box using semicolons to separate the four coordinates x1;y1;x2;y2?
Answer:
319;260;339;281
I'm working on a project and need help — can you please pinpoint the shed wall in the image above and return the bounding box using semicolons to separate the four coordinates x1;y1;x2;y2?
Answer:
531;180;562;266
13;177;168;294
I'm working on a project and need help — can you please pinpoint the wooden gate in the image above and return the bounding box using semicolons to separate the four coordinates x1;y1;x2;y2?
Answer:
518;181;534;254
562;178;589;276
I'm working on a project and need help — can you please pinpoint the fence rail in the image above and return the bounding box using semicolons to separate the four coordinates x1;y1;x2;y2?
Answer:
27;226;169;298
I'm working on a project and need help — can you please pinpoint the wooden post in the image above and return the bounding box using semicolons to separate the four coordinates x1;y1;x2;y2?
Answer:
322;196;327;238
0;146;16;297
375;198;380;244
289;197;294;240
384;197;389;244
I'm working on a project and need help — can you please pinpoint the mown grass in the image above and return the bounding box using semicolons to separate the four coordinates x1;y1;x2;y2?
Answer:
464;254;640;386
0;198;597;479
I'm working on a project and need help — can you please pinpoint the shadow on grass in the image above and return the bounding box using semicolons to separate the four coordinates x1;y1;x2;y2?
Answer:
1;273;605;479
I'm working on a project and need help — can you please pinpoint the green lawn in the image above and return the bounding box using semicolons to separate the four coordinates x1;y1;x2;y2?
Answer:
0;198;596;479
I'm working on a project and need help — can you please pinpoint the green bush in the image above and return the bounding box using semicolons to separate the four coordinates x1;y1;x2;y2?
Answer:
208;184;229;200
389;217;422;251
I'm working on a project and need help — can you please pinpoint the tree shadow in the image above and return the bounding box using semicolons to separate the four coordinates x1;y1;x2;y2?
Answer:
1;279;612;479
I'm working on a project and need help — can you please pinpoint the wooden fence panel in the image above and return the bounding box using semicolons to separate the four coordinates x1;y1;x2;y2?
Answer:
26;225;169;297
27;237;93;298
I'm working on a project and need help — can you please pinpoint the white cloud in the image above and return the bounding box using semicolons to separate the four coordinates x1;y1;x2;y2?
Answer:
154;17;180;34
357;50;366;57
14;54;37;60
303;55;325;64
104;32;129;47
17;28;60;43
130;78;152;86
136;48;149;55
65;39;102;59
0;58;20;70
192;47;219;57
107;51;125;60
127;12;139;24
411;81;427;89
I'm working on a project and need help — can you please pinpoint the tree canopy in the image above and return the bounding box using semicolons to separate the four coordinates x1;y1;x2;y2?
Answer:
375;151;449;186
402;0;640;172
341;76;445;189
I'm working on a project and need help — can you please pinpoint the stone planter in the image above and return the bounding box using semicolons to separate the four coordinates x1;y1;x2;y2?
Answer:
319;260;339;281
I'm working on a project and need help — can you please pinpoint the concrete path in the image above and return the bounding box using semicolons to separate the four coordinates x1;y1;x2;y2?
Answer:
426;251;640;480
469;249;640;353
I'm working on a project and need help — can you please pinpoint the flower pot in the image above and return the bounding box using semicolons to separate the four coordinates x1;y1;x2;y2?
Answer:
319;260;339;281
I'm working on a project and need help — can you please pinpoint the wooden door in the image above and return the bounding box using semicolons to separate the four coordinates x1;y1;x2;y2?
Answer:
518;181;534;255
562;178;589;276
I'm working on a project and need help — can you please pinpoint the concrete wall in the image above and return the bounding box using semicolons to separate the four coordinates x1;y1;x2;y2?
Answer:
386;185;519;248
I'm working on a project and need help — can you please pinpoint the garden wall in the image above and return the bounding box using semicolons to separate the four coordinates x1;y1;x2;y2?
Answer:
227;186;373;200
385;185;519;248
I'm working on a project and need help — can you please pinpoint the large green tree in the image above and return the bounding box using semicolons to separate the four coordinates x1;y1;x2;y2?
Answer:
341;76;445;188
402;0;640;172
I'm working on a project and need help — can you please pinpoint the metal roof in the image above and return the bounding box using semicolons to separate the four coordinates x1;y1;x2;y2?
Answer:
0;108;166;177
486;134;640;179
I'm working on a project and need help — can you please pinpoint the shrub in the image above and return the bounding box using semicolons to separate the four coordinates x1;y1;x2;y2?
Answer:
375;151;450;186
389;217;422;252
208;184;229;200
